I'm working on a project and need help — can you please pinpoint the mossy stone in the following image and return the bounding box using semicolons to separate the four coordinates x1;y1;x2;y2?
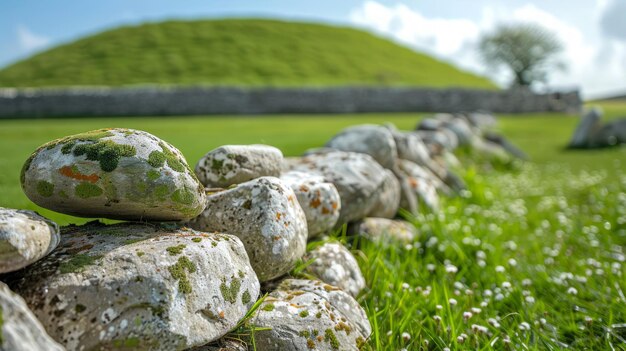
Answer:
36;181;54;197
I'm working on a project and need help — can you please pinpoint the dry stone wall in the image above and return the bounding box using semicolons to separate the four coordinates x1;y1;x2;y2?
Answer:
0;111;526;350
0;86;581;118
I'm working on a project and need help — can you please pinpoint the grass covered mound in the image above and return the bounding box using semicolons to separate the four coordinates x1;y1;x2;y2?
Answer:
0;19;495;89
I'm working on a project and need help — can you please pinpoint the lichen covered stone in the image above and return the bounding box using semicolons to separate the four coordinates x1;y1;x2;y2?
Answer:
280;171;341;238
0;208;59;273
0;282;64;351
4;222;259;351
349;218;418;244
189;177;307;282
21;128;205;221
250;279;371;351
305;242;365;297
287;151;390;226
324;124;398;170
195;144;283;188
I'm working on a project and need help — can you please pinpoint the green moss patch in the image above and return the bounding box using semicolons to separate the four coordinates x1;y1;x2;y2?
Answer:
325;329;340;349
299;310;309;318
75;182;103;198
73;140;136;172
261;303;275;312
168;256;196;294
148;142;187;173
146;169;161;181
241;290;251;304
171;188;195;205
36;180;54;197
59;254;103;274
191;237;202;243
166;244;186;256
220;278;241;304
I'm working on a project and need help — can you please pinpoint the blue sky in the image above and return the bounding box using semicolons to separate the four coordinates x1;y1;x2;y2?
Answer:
2;0;625;97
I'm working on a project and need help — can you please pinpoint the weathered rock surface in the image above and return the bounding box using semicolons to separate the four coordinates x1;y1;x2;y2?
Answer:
250;279;371;351
188;338;247;351
0;208;59;273
0;282;65;351
396;160;440;212
21;128;205;221
349;218;418;244
590;118;626;147
189;177;307;281
367;169;400;218
325;124;398;170
287;151;390;225
280;171;341;238
385;124;431;166
568;108;602;148
5;222;259;351
305;242;365;297
195;145;283;188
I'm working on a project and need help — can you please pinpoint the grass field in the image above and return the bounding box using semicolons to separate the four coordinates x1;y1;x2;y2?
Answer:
0;19;495;89
0;104;624;349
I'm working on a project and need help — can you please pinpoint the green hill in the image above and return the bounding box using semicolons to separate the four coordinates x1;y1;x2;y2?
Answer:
0;19;495;88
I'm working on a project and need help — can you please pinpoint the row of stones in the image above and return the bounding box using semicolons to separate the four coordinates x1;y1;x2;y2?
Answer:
0;112;522;350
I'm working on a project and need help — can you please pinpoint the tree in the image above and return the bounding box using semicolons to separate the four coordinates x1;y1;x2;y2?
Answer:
479;24;564;88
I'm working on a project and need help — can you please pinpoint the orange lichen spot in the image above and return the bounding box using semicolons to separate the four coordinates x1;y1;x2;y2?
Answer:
331;202;338;210
309;198;322;209
273;236;281;241
299;185;310;192
321;207;330;215
219;311;225;319
408;177;419;188
316;335;324;342
276;212;282;220
59;165;100;183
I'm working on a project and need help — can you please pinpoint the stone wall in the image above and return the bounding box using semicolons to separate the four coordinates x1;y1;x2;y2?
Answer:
0;86;581;118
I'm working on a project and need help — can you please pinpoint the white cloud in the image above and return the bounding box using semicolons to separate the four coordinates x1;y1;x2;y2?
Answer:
349;1;626;97
17;25;51;52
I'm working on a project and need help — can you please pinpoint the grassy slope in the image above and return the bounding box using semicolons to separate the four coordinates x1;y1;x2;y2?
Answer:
0;19;495;89
0;107;624;349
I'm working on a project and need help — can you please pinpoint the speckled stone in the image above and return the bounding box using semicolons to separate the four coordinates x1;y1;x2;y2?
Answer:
0;208;59;273
305;242;365;297
0;282;64;351
280;171;341;238
367;169;400;219
325;124;398;170
287;151;390;226
21;128;205;221
250;279;371;351
194;145;283;188
188;177;308;282
4;222;259;351
349;218;418;244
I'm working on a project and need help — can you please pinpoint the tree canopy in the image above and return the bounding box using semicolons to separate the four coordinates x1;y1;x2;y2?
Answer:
479;24;564;87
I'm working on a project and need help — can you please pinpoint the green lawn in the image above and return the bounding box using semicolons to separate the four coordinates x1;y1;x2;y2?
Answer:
0;19;495;89
0;106;625;349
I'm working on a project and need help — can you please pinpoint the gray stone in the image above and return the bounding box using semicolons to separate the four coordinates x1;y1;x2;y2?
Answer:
349;218;418;244
484;132;528;159
188;338;247;351
568;108;602;148
396;160;440;211
287;151;390;225
304;242;365;297
0;282;65;351
590;118;626;147
250;279;371;351
21;128;205;221
325;124;398;170
0;208;59;273
384;124;432;166
466;112;497;129
195;145;283;188
280;171;341;238
441;118;477;147
5;222;259;351
189;177;307;282
367;169;401;218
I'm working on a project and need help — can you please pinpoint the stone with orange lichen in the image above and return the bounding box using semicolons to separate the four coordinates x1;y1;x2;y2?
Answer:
304;242;365;298
280;171;341;238
250;279;371;351
188;177;307;282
